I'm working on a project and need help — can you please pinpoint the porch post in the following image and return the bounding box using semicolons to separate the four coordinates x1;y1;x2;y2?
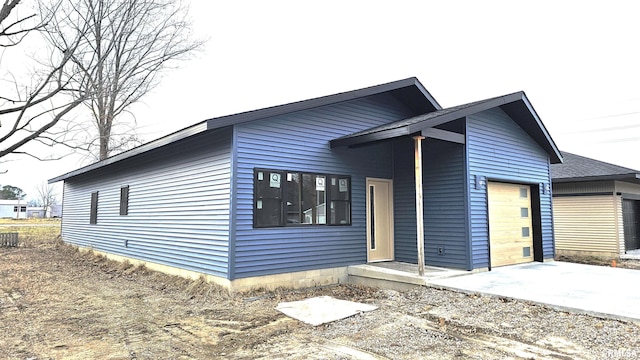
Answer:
413;135;426;277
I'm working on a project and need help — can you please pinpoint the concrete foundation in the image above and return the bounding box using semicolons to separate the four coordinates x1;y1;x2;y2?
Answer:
75;245;473;293
76;246;349;293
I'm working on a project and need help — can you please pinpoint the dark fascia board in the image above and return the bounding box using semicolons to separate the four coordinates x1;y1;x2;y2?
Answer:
552;173;640;184
206;77;441;130
412;78;442;110
49;77;438;183
331;92;527;148
331;91;564;165
48;121;209;183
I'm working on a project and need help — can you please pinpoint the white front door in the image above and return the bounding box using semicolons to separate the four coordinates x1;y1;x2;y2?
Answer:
366;178;394;262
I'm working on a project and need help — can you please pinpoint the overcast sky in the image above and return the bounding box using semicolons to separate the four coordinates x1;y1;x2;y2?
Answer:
4;0;640;202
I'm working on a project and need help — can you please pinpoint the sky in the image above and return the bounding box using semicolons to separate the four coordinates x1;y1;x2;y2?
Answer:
3;0;640;203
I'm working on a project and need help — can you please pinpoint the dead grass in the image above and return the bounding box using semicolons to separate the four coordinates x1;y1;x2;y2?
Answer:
2;229;640;358
557;254;640;270
0;217;60;224
0;219;61;248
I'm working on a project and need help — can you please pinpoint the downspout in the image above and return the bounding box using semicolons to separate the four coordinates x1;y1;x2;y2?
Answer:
414;136;426;276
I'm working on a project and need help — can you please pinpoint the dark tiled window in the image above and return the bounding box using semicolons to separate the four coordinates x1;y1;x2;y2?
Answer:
90;191;99;224
254;169;351;228
120;186;129;216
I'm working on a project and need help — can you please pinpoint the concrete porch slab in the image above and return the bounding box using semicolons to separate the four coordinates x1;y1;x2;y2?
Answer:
347;262;470;291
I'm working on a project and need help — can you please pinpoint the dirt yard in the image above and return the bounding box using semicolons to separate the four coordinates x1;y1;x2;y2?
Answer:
1;221;640;359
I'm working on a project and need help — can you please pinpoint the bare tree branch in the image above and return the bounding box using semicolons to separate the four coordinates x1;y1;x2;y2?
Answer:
0;0;91;161
36;181;58;216
42;0;205;160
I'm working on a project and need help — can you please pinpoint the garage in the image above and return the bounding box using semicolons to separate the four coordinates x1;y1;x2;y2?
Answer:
488;182;534;267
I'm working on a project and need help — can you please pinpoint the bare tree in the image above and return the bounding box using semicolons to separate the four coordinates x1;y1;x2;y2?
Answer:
0;0;90;160
36;181;57;217
42;0;204;160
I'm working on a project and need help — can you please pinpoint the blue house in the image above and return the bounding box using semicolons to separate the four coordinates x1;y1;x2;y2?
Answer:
50;78;562;291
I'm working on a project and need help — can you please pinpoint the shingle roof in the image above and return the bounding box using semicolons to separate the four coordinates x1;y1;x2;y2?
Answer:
551;151;640;183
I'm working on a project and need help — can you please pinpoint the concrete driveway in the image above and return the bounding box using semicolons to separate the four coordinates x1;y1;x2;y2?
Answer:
428;261;640;323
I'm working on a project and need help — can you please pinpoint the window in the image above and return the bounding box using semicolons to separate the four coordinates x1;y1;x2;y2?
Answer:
120;186;129;216
254;170;284;227
13;206;26;212
519;188;528;198
254;168;351;228
90;191;99;224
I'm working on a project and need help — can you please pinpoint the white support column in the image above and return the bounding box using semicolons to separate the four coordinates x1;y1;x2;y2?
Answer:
413;135;426;277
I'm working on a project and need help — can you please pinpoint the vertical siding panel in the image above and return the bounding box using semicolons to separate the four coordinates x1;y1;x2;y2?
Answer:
467;108;554;269
233;93;414;278
60;129;232;277
615;195;624;256
553;181;614;194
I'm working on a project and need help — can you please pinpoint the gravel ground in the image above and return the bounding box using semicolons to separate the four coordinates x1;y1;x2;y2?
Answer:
240;286;640;359
1;236;639;359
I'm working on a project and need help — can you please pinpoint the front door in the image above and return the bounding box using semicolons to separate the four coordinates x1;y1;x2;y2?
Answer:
366;178;394;262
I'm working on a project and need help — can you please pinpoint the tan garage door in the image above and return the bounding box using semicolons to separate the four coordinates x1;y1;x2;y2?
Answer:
488;182;534;267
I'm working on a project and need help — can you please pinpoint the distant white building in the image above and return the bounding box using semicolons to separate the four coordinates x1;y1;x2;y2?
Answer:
0;200;61;219
26;205;62;218
0;199;27;219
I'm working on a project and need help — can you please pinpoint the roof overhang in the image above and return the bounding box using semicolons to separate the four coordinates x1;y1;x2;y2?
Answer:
49;77;441;183
330;92;563;164
553;173;640;185
205;77;441;131
49;121;209;183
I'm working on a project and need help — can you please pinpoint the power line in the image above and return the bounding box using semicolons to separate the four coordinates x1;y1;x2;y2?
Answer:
580;110;640;122
563;123;640;135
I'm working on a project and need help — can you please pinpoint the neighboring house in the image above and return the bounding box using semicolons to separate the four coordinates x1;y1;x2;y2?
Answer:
50;204;62;218
26;205;61;218
27;207;46;218
551;152;640;259
0;200;27;219
49;77;562;291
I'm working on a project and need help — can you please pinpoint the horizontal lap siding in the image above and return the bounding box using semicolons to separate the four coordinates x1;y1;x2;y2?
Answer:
424;140;467;268
467;108;553;269
233;94;414;279
394;138;467;269
393;139;417;263
553;195;620;253
61;129;232;277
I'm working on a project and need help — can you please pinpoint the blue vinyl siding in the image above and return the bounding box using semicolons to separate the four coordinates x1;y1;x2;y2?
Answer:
232;93;414;279
393;137;467;269
60;129;232;277
467;108;554;269
392;139;417;263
